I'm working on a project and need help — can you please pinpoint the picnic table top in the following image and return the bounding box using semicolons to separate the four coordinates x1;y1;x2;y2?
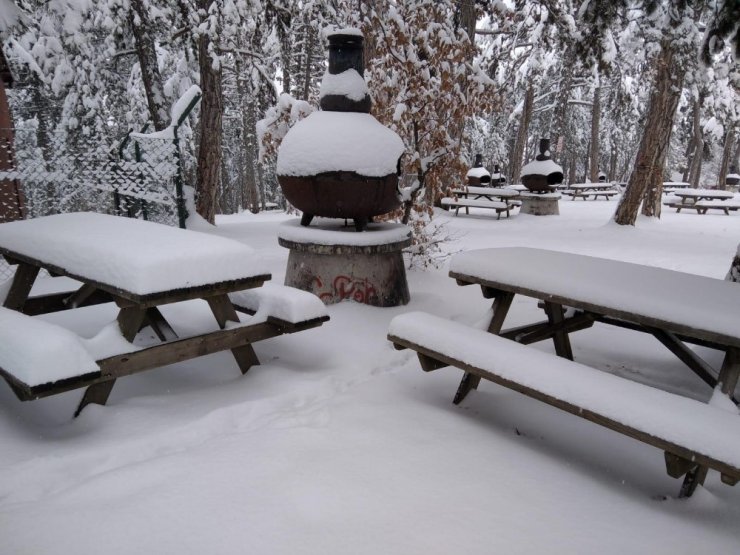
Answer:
0;213;271;298
674;189;735;199
449;247;740;348
451;186;520;198
565;183;616;190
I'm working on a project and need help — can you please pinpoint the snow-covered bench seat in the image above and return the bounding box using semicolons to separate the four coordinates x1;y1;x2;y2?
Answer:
0;285;329;415
695;200;740;215
388;311;740;498
229;283;329;329
441;197;517;219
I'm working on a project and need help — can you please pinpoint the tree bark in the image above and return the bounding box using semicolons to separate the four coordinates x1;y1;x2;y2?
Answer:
510;85;534;184
456;0;476;44
687;95;704;187
550;48;575;161
614;40;685;225
589;85;601;182
194;7;223;225
717;127;736;190
727;251;740;283
130;0;168;130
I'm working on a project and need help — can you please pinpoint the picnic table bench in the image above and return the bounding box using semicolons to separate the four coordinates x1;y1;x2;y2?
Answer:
388;247;740;498
0;213;329;416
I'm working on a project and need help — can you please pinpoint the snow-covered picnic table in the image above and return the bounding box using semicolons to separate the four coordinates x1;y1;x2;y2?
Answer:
665;189;738;214
389;247;740;497
0;213;328;415
443;186;521;218
560;182;620;200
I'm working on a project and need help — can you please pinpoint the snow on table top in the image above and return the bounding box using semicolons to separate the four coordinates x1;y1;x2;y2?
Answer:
277;219;411;246
676;188;735;198
519;192;562;199
441;197;508;209
455;186;520;197
0;307;99;386
276;111;405;177
520;159;563;177
568;183;616;190
0;213;270;296
388;311;740;466
450;247;740;345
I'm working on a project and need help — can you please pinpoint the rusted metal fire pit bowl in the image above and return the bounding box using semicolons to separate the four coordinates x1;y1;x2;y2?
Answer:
279;172;400;227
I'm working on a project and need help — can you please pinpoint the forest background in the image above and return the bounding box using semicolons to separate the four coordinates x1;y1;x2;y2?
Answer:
0;0;738;239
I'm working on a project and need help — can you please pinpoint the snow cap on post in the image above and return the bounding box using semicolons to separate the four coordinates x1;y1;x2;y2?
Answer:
319;28;371;113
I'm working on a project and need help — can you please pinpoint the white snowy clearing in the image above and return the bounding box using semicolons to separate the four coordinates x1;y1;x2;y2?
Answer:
1;200;740;554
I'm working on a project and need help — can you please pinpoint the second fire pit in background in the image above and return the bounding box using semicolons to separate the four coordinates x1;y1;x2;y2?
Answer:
519;138;563;216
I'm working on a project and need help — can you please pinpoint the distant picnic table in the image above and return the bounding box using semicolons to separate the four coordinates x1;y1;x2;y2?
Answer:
389;247;740;497
561;182;620;200
0;212;328;415
442;186;521;219
665;188;739;214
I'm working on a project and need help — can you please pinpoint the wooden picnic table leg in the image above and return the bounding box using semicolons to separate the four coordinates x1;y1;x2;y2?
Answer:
543;301;574;360
74;304;150;416
75;380;116;417
453;290;514;405
3;262;40;311
678;347;740;498
206;294;260;374
144;307;178;341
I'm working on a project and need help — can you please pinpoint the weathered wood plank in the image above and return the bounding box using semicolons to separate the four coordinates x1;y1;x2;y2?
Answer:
21;288;115;316
75;380;116;417
3;262;39;311
97;321;282;378
117;306;147;342
543;301;574;360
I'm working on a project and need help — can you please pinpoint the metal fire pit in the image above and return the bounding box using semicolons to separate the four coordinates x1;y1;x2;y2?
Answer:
276;30;403;232
279;172;400;229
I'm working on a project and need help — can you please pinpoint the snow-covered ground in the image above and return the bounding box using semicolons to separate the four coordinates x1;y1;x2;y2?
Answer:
1;200;740;554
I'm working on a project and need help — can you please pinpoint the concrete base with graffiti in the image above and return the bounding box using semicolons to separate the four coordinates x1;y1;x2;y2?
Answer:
278;221;412;307
519;193;561;216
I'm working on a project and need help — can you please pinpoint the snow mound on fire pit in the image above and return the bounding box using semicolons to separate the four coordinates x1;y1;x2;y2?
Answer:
277;111;405;178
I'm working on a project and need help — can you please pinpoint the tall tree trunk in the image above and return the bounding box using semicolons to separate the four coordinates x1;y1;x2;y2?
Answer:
589;85;601;182
686;95;705;187
194;8;223;225
456;0;476;43
130;0;168;130
614;40;685;225
302;30;316;101
510;85;534;184
717;127;736;190
550;48;575;161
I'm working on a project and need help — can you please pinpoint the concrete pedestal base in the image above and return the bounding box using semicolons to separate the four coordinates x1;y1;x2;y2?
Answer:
520;192;561;215
277;220;412;307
